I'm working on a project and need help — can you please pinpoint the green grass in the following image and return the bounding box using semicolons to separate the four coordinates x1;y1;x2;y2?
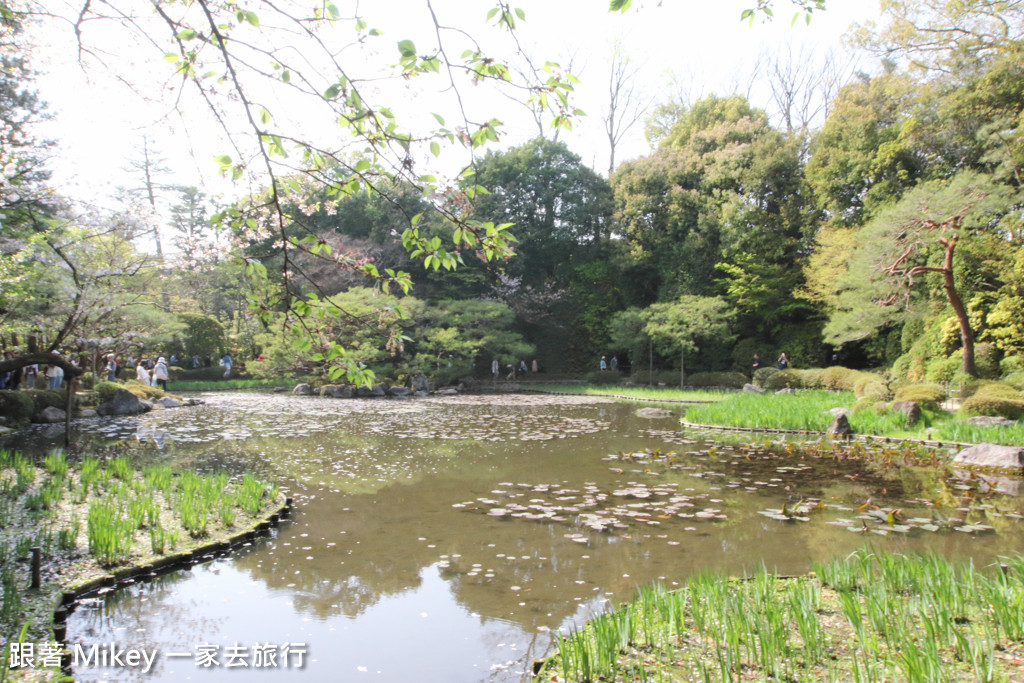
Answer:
170;377;301;391
531;383;730;403
682;390;1024;446
539;550;1024;682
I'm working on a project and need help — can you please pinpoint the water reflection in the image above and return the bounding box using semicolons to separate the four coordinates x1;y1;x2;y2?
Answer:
53;392;1024;682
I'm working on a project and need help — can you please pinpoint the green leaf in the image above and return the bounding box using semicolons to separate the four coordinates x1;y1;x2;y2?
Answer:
430;141;441;157
176;29;197;40
245;11;259;27
397;39;416;58
281;70;291;83
609;0;631;12
515;7;525;20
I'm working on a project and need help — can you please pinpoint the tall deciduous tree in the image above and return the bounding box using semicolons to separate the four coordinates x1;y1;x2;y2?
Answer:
643;295;735;387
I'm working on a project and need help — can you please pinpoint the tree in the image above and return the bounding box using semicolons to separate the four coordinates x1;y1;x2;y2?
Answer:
642;295;735;387
603;42;650;176
409;298;533;372
822;171;1017;377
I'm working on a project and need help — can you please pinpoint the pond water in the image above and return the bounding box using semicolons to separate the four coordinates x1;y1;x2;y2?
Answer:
21;392;1024;682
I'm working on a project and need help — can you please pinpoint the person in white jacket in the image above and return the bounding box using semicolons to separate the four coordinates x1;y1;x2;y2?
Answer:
136;359;152;386
153;357;169;391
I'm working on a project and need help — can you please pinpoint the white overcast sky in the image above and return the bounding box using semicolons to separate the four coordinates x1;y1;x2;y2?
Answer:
29;0;881;215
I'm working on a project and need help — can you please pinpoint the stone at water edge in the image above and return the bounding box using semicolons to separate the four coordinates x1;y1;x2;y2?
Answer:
292;383;313;396
96;388;151;416
387;386;412;397
826;414;852;437
155;396;184;408
411;374;431;393
953;443;1024;474
320;385;354;399
891;400;922;427
637;407;673;419
743;383;765;393
34;406;66;423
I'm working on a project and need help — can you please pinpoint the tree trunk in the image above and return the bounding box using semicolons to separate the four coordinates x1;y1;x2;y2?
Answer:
679;348;685;389
940;237;977;377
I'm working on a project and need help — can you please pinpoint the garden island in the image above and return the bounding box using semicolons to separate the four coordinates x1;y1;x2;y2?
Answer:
2;0;1024;681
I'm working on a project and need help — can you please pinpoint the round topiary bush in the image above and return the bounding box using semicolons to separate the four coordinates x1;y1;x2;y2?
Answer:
94;381;122;403
752;367;779;388
894;383;947;408
854;376;893;401
960;383;1024;420
1000;355;1024;377
821;367;868;392
764;369;803;391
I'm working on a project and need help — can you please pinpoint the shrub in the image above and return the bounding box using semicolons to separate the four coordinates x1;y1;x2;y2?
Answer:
1002;372;1024;391
764;369;804;391
798;368;826;389
79;372;96;390
752;367;779;388
925;355;962;384
31;389;70;413
854;375;893;401
820;366;865;392
585;371;623;385
960;383;1024;420
894;383;946;408
629;370;683;386
94;381;121;403
688;371;747;389
1000;355;1024;377
975;342;1002;380
0;390;34;421
852;397;877;413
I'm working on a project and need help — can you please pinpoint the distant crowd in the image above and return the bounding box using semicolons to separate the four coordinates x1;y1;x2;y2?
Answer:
0;350;235;392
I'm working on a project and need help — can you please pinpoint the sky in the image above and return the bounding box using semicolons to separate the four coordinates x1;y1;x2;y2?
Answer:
28;0;882;218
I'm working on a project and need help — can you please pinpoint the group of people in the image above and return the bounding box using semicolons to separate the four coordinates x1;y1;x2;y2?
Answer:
598;355;620;371
752;353;789;371
129;356;170;390
0;351;70;390
491;358;539;379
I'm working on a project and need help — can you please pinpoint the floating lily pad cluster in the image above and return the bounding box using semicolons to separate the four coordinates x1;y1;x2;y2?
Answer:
454;480;727;543
356;413;609;442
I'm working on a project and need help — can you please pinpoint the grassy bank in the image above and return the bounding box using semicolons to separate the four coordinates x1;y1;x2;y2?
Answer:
539;550;1024;682
168;377;300;392
531;384;730;403
682;390;1024;446
0;449;281;647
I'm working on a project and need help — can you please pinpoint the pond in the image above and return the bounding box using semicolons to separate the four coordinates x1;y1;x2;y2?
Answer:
22;392;1024;682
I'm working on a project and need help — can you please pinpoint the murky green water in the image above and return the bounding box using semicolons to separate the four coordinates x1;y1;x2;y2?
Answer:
37;392;1024;681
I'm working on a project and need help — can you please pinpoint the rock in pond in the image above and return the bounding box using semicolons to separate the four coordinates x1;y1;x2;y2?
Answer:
636;407;673;419
387;386;412;398
356;384;387;398
953;443;1024;473
154;396;184;408
34;406;66;423
827;414;852;437
743;383;765;393
293;383;313;396
97;389;151;416
320;385;354;399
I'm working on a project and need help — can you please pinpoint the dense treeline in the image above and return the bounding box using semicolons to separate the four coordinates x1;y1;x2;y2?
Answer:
1;1;1022;390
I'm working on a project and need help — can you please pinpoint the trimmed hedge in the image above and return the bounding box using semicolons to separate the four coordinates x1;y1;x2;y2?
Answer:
960;383;1024;420
894;383;947;408
585;371;624;385
752;367;779;388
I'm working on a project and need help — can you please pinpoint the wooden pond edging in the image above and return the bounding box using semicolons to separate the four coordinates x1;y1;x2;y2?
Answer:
49;495;294;669
525;390;715;405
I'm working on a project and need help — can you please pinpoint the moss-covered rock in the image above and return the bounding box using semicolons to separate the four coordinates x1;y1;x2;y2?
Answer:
0;390;34;421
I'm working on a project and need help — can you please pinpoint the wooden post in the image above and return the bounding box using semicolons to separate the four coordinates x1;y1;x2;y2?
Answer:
64;376;76;448
30;547;41;589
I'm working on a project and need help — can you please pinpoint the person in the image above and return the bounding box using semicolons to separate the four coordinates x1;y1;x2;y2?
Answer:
153;357;169;390
169;354;178;366
220;353;233;378
519;359;527;373
46;362;64;390
136;359;151;386
23;363;37;389
192;355;200;369
610;355;618;371
752;353;761;370
777;352;789;370
531;359;538;373
105;354;118;382
600;356;607;371
491;358;499;379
